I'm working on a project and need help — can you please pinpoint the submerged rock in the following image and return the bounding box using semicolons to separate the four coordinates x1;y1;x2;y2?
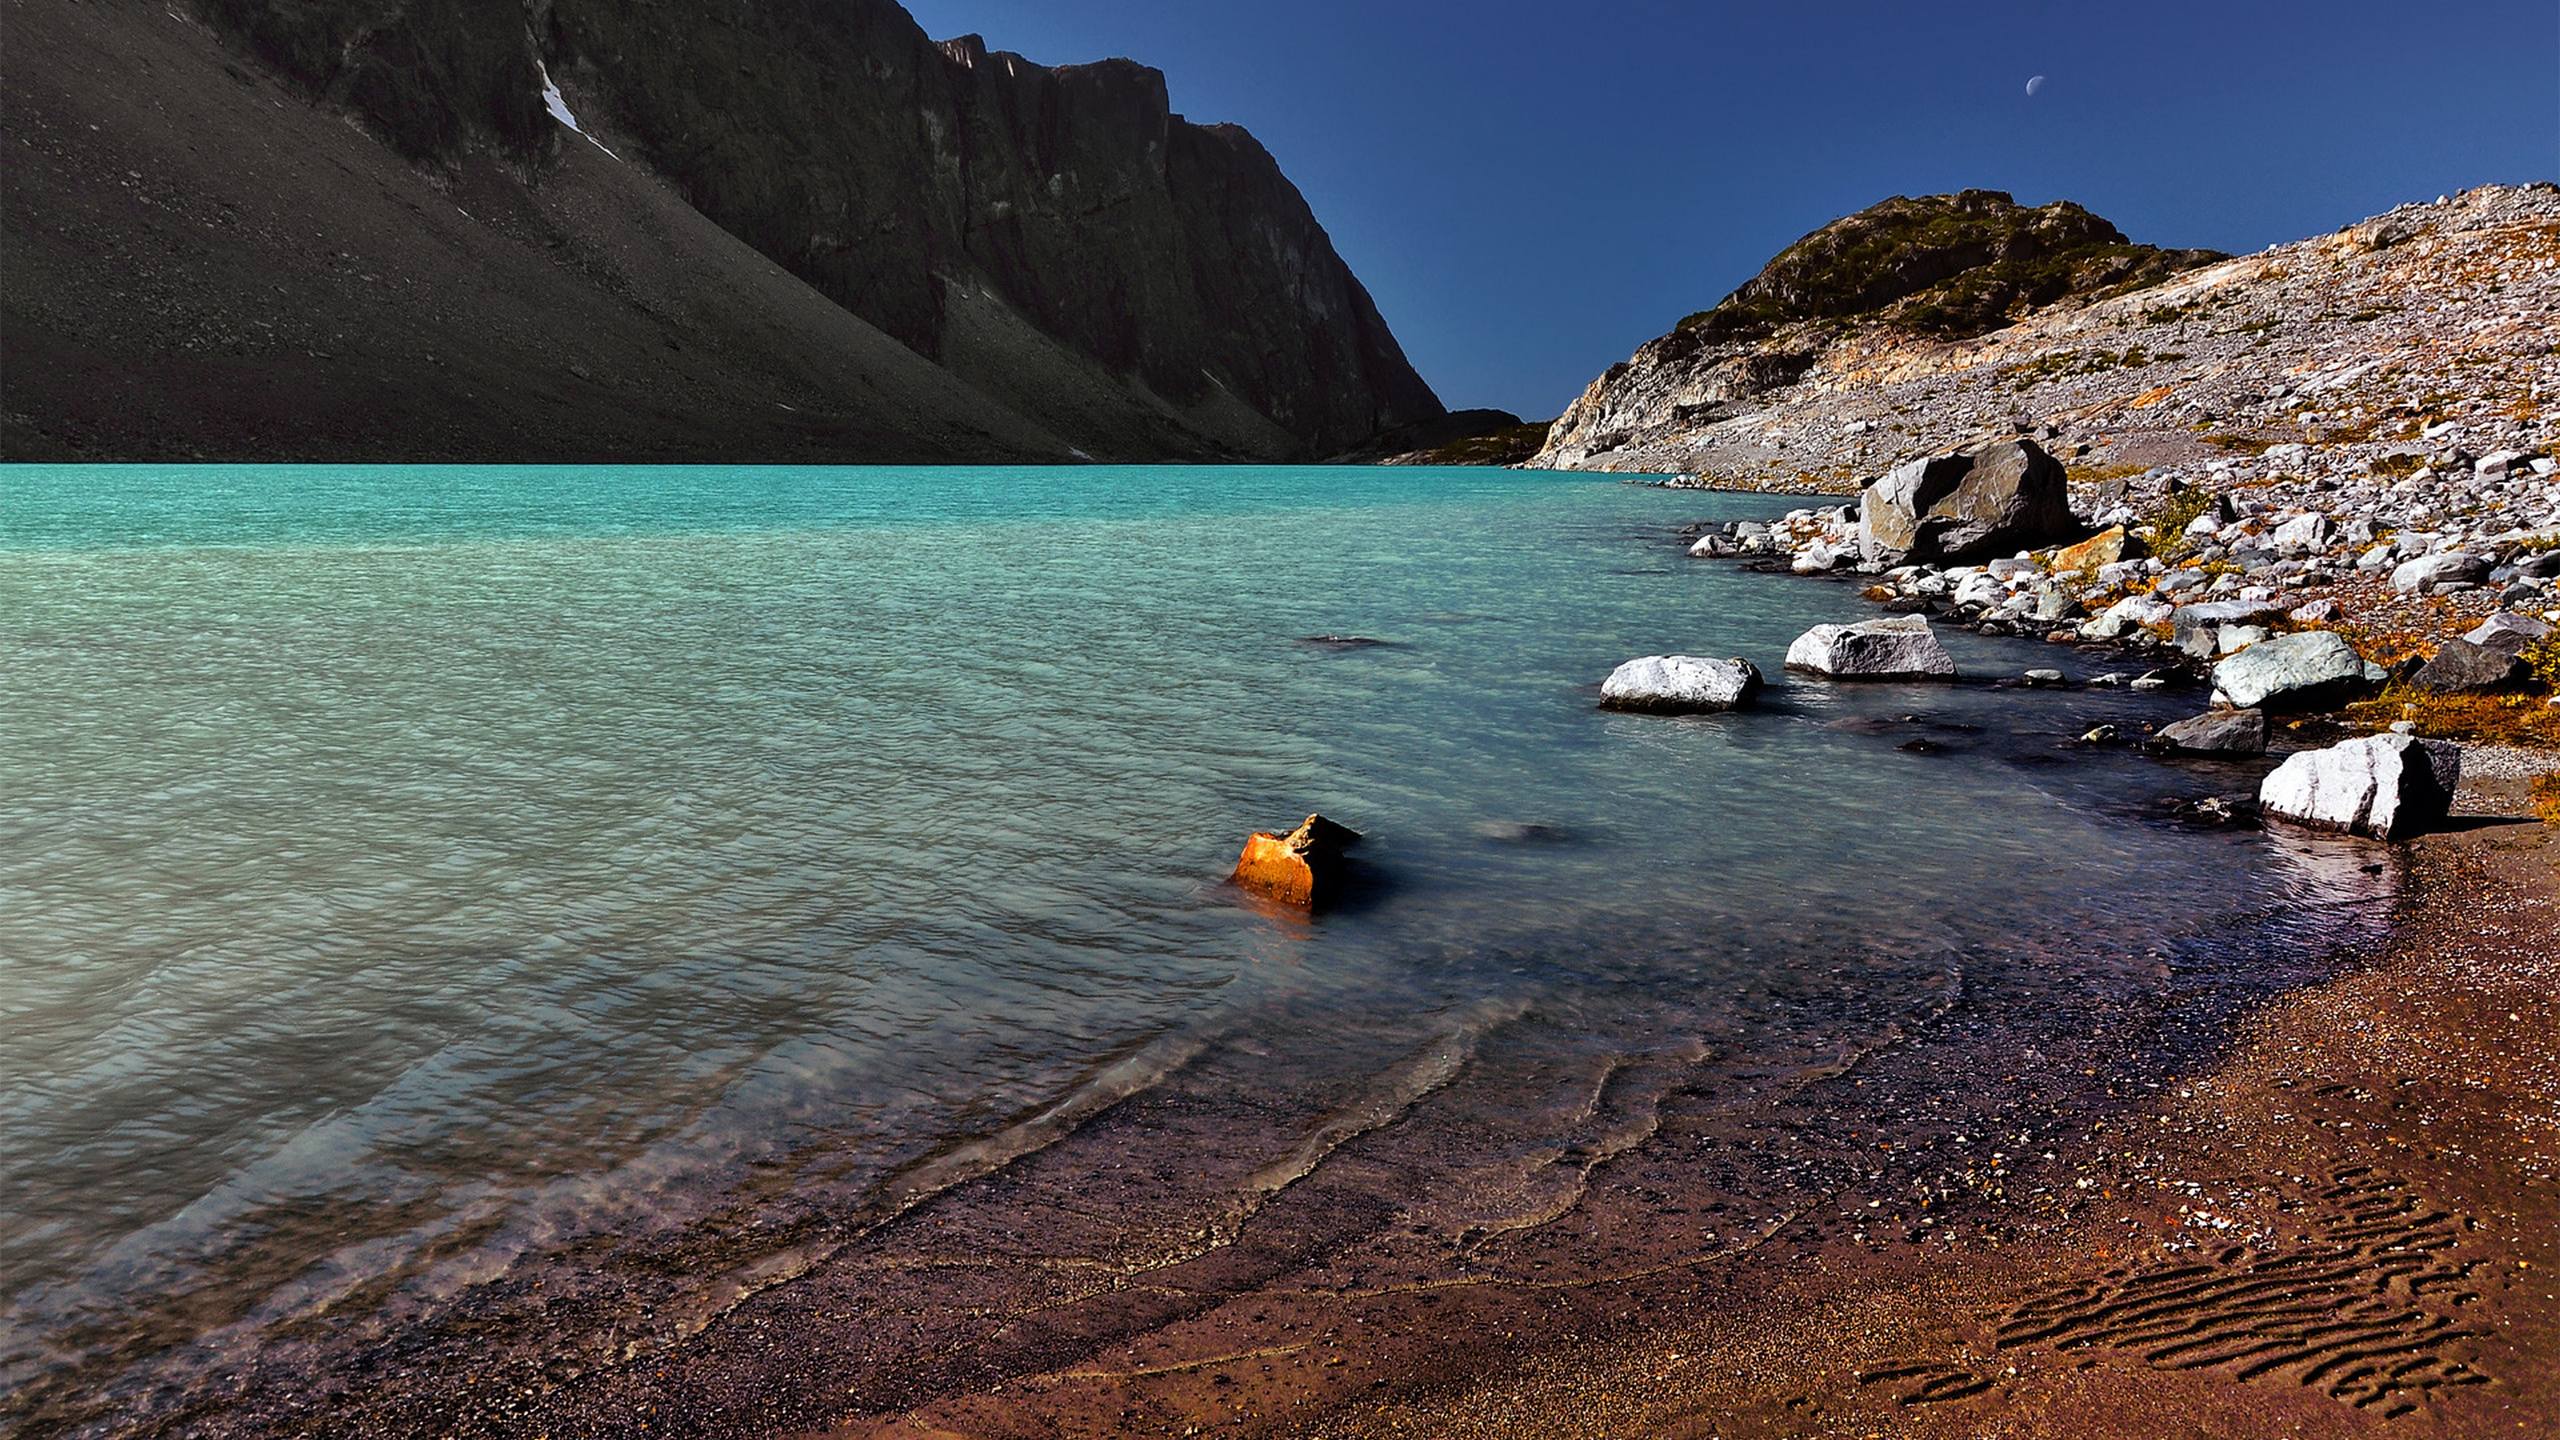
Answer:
2209;631;2376;711
2258;735;2460;840
2151;708;2268;756
1231;813;1362;909
1473;819;1574;845
1784;614;1957;679
1858;439;2077;565
1600;654;1765;712
2161;792;2258;826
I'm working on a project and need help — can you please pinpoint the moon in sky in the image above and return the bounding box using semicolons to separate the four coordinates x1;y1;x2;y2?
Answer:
2026;74;2047;97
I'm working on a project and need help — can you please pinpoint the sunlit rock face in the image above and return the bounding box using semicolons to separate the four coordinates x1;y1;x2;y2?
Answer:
1534;190;2221;471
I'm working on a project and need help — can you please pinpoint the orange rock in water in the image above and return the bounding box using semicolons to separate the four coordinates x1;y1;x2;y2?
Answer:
1229;813;1362;909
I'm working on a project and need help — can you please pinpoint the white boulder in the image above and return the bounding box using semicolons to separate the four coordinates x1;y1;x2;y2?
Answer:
2391;552;2491;594
1791;540;1845;574
1784;615;1957;679
1952;571;2005;609
1600;655;1765;713
2210;630;2375;711
2258;734;2461;840
2271;512;2334;553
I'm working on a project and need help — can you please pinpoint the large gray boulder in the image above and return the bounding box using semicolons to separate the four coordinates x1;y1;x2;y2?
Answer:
2209;631;2376;711
2390;552;2492;594
2465;611;2551;654
2270;512;2333;553
2151;708;2268;755
1600;655;1765;712
2258;734;2461;840
2411;637;2530;693
1857;440;2077;565
1784;614;1958;679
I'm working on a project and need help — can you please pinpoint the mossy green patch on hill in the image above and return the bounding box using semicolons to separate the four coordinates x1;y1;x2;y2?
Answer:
1678;190;2222;342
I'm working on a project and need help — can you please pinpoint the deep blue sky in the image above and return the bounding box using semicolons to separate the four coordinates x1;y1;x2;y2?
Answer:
903;0;2559;420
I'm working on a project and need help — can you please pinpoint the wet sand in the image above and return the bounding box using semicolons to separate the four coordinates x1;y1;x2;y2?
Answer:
20;788;2551;1439
1301;807;2560;1438
51;817;2547;1440
833;805;2559;1439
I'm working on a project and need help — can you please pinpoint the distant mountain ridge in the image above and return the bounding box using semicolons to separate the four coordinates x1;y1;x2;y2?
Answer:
3;0;1442;462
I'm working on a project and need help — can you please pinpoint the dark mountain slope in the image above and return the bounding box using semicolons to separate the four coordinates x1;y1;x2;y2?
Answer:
538;4;1443;457
2;0;1442;462
2;0;1074;463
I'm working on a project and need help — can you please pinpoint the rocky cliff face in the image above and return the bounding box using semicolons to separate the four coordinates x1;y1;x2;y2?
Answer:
1535;191;2220;471
10;0;1440;462
533;3;1441;457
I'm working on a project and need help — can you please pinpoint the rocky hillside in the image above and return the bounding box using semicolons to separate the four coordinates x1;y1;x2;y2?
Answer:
1650;184;2560;751
1535;190;2222;471
3;0;1441;463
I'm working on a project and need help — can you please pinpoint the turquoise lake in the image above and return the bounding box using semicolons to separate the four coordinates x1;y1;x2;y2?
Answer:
0;465;2392;1429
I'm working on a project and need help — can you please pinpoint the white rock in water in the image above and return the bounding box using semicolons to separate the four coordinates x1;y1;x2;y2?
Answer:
1600;655;1764;712
1953;572;2005;608
2259;734;2461;840
1791;540;1845;574
1784;615;1957;679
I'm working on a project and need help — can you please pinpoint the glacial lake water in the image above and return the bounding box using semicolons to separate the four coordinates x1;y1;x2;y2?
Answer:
0;464;2394;1431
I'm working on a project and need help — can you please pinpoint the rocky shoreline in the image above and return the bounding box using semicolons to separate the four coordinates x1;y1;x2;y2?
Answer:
1641;423;2560;838
1532;182;2560;841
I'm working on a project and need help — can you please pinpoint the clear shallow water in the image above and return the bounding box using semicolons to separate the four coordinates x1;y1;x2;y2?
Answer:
0;465;2388;1429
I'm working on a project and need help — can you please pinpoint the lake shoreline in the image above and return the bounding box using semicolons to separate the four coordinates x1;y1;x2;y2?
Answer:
1300;797;2560;1439
6;466;2552;1439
